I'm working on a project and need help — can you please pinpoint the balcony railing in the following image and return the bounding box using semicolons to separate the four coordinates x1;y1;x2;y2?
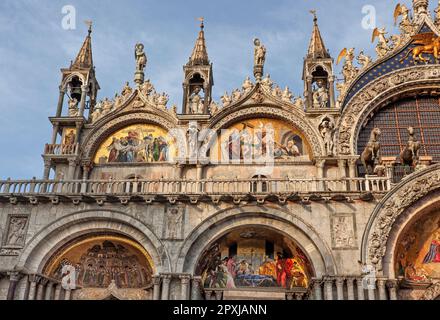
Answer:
44;143;80;156
0;176;391;197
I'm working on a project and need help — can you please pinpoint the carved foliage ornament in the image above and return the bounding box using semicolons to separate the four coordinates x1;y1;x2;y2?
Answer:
367;165;440;270
337;65;440;156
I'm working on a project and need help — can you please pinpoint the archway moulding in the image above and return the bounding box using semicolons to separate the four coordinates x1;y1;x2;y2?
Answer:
336;65;440;156
82;110;177;160
176;205;337;277
361;164;440;272
15;209;171;275
205;104;325;159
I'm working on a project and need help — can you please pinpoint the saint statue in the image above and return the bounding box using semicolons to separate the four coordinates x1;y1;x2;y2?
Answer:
68;98;79;117
135;43;147;72
254;38;266;66
320;119;334;156
313;80;329;108
189;87;204;114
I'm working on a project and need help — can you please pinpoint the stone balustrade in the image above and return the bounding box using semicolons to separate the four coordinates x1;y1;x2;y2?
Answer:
0;176;391;195
0;176;391;205
44;143;80;156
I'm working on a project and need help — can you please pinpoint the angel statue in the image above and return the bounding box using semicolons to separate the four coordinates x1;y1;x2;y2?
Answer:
337;48;358;83
357;51;372;70
394;3;414;35
135;43;147;72
372;27;391;58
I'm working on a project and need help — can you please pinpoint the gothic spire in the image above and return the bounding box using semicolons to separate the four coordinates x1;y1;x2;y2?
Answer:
72;22;94;69
307;11;330;59
188;18;210;66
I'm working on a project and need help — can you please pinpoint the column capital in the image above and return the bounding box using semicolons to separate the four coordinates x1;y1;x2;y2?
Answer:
161;273;173;282
152;275;161;286
335;277;345;285
28;274;42;284
7;271;23;282
179;274;192;284
386;279;398;289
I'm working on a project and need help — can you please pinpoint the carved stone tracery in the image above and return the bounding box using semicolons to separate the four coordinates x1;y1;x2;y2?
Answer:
364;164;440;271
336;65;440;156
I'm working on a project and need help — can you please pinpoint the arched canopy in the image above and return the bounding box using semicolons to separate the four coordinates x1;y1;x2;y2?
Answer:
361;164;440;274
176;205;337;278
15;210;171;275
336;65;440;156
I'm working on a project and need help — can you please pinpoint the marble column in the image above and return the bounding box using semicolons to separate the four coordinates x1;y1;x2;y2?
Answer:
152;275;161;301
312;279;323;300
386;280;398;301
36;281;46;300
54;284;62;301
51;124;59;145
336;278;345;300
368;284;376;301
43;160;52;180
45;282;54;301
191;276;203;301
7;272;22;300
56;87;66;117
346;278;355;301
328;75;336;109
27;275;40;300
356;278;365;300
67;159;77;180
179;274;191;300
377;279;387;300
316;160;326;191
79;86;88;117
161;274;172;301
348;158;358;178
323;278;334;301
64;289;71;300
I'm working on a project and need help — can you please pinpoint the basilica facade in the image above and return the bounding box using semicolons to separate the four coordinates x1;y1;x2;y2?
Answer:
1;0;440;301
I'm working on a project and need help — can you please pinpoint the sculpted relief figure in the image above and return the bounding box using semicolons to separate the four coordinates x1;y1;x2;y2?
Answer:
282;86;293;102
221;92;232;107
140;79;154;96
394;4;414;36
242;76;254;93
357;51;372;70
165;207;184;240
312;80;329;109
68;97;79;117
6;217;27;246
337;48;358;84
261;74;274;89
121;81;133;98
372;27;391;58
135;43;147;72
209;101;219;115
319;119;335;156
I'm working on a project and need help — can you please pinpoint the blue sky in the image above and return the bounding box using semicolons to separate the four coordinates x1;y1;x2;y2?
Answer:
0;0;425;179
